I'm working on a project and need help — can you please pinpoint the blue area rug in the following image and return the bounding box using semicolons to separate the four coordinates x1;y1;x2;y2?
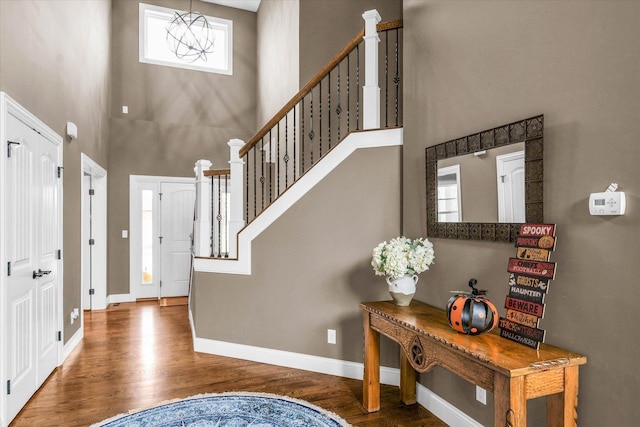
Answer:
93;392;352;427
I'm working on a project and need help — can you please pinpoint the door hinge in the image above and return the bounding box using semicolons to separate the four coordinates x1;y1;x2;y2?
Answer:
160;280;163;288
7;380;10;395
159;236;163;244
159;192;163;201
89;239;95;246
7;140;20;158
89;188;95;196
57;249;62;260
57;331;62;342
57;166;64;178
89;288;95;295
7;262;11;276
500;175;506;183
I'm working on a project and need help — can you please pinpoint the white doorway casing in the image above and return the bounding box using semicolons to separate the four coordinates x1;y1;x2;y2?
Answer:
496;150;525;223
81;154;107;312
129;175;195;300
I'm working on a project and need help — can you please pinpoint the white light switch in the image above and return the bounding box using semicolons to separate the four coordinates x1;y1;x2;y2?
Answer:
122;230;128;238
476;386;487;405
122;106;128;114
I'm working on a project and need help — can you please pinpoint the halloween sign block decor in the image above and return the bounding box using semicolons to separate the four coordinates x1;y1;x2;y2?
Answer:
499;223;557;350
507;258;556;279
504;309;540;328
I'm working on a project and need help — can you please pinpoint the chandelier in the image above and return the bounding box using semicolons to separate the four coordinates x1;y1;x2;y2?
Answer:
166;0;215;63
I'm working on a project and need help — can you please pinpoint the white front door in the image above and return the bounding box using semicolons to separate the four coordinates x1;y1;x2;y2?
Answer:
130;176;194;300
4;110;61;423
160;182;195;297
497;150;525;223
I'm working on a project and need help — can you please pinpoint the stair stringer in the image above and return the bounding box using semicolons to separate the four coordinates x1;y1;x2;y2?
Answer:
193;127;403;275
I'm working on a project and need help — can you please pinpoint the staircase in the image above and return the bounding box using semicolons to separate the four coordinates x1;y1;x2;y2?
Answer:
192;10;403;274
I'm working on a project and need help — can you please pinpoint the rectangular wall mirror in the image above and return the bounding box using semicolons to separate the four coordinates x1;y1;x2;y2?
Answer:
425;115;544;242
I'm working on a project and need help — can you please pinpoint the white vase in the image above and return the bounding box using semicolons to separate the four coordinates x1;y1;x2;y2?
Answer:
386;274;418;306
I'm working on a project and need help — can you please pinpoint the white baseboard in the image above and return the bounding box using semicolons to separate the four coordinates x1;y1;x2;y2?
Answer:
417;384;484;427
189;310;480;427
61;326;83;362
107;293;135;304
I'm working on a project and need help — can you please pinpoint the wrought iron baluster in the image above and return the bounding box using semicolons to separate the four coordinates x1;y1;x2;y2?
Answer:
260;138;265;210
268;129;272;204
244;153;249;224
301;98;305;175
285;112;289;188
347;53;350;132
253;146;257;220
356;44;360;130
293;105;297;181
319;80;322;158
385;30;389;128
327;71;331;149
277;122;281;197
224;175;229;257
336;62;341;142
309;89;314;166
395;28;400;127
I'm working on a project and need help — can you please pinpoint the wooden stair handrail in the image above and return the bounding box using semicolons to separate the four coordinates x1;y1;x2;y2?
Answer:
204;169;231;177
239;19;403;158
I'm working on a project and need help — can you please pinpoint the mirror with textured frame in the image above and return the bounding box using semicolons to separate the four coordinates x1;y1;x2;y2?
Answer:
425;115;544;242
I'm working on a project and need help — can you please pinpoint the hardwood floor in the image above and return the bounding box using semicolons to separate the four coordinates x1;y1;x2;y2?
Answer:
10;301;446;426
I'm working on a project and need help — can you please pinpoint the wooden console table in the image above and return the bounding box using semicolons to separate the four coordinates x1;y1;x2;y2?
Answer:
361;300;587;426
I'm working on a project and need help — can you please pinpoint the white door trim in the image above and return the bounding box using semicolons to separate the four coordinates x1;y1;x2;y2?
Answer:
80;153;107;312
129;175;194;300
496;150;525;223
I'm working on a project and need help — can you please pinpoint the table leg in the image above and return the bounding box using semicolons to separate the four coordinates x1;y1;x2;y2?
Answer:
363;312;380;412
400;349;417;405
494;373;526;427
547;366;579;427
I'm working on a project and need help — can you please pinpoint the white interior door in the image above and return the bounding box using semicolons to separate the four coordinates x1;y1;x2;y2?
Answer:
4;110;60;423
497;151;525;223
81;154;107;311
160;182;195;298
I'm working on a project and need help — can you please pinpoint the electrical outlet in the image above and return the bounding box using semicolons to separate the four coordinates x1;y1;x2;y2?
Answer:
122;105;128;114
476;385;487;405
327;329;336;344
70;308;80;325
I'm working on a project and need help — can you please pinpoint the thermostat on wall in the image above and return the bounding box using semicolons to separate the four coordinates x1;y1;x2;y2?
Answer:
589;183;626;215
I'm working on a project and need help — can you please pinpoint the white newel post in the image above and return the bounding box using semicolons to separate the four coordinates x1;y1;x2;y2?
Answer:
194;159;212;257
362;9;381;130
228;139;246;258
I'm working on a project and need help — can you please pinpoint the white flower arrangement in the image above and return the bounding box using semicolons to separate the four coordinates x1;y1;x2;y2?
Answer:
371;236;435;280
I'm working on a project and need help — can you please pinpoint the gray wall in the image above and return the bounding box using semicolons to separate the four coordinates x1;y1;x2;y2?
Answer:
0;0;111;343
257;0;299;128
108;0;257;295
193;145;402;366
299;0;402;85
403;1;640;425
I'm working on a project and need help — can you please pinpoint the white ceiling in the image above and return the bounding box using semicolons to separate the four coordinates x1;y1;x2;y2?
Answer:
201;0;261;12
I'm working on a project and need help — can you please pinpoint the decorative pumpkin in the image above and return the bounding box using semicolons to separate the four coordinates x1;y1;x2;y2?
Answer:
446;279;499;335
